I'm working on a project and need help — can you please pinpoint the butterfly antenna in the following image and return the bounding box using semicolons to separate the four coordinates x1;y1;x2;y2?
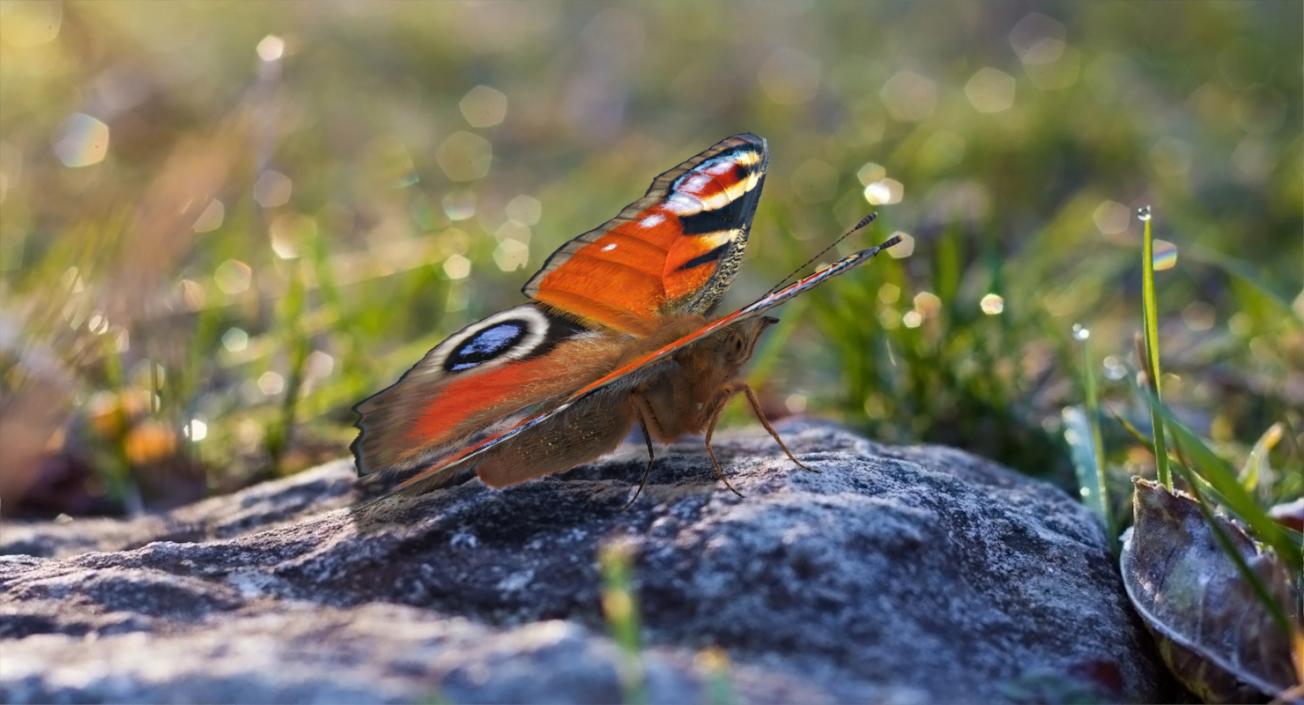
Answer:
767;212;878;294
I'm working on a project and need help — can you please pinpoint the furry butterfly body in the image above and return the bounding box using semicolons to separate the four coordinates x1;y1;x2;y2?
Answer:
352;133;899;497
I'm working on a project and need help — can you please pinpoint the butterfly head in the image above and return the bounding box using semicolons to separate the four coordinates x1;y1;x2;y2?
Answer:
714;315;777;370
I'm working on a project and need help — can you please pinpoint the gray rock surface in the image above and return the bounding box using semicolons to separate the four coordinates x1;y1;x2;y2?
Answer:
0;420;1163;703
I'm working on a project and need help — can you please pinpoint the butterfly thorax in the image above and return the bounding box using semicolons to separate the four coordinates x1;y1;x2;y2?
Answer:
634;316;774;442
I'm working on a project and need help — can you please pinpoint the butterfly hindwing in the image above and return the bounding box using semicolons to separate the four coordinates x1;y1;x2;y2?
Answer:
522;133;768;335
351;303;629;479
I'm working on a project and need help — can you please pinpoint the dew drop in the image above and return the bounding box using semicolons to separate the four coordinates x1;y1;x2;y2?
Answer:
1072;323;1090;341
1136;205;1152;222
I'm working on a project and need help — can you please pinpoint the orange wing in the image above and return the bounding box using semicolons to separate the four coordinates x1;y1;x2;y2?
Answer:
522;133;768;335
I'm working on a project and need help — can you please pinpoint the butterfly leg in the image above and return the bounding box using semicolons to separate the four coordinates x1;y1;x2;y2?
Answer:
623;395;660;509
738;382;816;472
702;394;746;498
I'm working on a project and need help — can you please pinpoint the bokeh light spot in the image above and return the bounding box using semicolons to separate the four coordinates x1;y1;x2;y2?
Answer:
505;194;542;225
221;328;249;353
256;35;285;62
257;371;285;396
53;113;110;168
863;178;903;205
965;68;1016;113
980;293;1005;315
254;170;293;208
880;70;937;122
1;0;62;47
913;291;942;316
1092;200;1130;235
1009;13;1066;63
305;350;335;380
443;254;471;280
459;85;509;128
214;259;252;295
1152;239;1178;271
856;162;886;186
493;238;530;271
184;418;208;442
437;131;493;182
442;191;477;221
877;283;900;304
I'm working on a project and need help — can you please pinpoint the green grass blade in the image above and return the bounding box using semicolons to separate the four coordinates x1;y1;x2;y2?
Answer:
1139;207;1171;489
1143;391;1302;574
1063;405;1112;542
1240;422;1282;495
1079;332;1111;539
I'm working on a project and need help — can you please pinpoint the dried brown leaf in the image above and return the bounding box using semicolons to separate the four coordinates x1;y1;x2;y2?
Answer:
1121;478;1298;703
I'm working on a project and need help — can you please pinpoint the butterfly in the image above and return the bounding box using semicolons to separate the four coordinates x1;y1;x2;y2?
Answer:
351;133;900;500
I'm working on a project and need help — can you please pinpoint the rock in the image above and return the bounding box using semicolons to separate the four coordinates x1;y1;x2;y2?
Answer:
0;420;1163;703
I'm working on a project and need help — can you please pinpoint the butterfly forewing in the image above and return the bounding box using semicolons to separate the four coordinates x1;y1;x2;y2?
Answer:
522;133;768;335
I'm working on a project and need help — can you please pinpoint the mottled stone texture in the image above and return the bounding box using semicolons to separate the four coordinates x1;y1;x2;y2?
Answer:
0;420;1162;703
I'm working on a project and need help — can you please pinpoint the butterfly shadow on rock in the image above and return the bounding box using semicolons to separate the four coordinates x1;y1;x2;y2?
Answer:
346;431;726;538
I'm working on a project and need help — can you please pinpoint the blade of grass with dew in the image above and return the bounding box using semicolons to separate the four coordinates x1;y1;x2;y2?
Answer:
1062;330;1111;535
1080;325;1112;540
1063;405;1113;544
1142;390;1302;574
1138;206;1171;489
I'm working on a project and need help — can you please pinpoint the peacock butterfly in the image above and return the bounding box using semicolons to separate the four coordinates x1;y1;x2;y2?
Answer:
351;133;900;500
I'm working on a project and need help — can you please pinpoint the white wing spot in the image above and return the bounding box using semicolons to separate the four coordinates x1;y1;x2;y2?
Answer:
683;174;712;192
601;242;618;252
665;193;703;215
639;213;665;228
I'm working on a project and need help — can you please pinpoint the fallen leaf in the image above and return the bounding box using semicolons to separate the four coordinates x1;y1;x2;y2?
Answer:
1120;478;1297;702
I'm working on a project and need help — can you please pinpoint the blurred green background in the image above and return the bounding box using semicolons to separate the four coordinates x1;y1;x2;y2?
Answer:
1;0;1300;517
